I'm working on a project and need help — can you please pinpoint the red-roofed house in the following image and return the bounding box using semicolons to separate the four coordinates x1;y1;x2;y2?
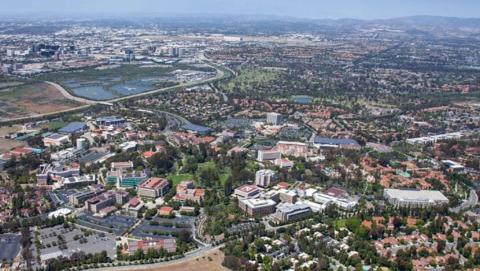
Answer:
159;206;174;216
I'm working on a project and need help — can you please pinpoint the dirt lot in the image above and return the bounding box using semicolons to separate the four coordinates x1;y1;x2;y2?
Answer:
0;138;24;153
0;126;25;152
0;82;84;121
135;248;227;271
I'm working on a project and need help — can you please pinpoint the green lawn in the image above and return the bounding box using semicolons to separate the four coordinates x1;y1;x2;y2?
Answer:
168;173;195;187
198;161;232;186
221;67;283;93
198;161;216;170
219;167;232;186
334;219;347;229
48;121;66;131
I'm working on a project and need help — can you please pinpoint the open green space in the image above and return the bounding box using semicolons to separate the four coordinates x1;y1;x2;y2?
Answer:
168;173;195;187
48;121;67;131
221;67;283;93
334;219;347;229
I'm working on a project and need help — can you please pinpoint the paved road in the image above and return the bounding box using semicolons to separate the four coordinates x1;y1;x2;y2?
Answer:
136;109;191;126
45;81;99;104
450;189;478;213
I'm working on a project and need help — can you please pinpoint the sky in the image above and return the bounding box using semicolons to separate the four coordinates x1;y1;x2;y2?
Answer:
1;0;479;19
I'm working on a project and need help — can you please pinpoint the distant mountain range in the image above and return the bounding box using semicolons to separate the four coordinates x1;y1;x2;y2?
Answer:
2;15;480;38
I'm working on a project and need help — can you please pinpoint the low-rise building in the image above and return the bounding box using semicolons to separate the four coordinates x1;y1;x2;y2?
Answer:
107;169;148;188
159;206;174;216
69;191;94;207
85;192;116;213
58;122;88;134
96;116;127;127
124;197;144;217
275;203;312;223
313;136;360;149
137;177;169;199
279;189;298;203
36;163;80;185
313;187;359;210
257;150;281;162
128;238;176;254
234;184;260;198
383;189;449;208
441;160;465;173
406;132;463;145
175;181;205;203
275;141;308;158
56;174;96;189
274;158;294;168
43;133;70;147
239;198;277;216
115;191;129;205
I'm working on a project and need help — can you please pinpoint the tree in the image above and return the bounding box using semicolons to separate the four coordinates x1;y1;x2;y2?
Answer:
437;240;446;254
223;256;240;270
198;167;219;187
224;177;233;196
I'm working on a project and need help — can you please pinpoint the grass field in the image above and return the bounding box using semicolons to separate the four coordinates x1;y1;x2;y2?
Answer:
221;67;283;93
0;82;84;121
219;167;232;186
169;161;232;188
198;161;232;186
48;121;67;131
168;173;195;187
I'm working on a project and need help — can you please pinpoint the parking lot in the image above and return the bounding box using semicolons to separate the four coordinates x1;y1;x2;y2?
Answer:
76;213;137;235
34;225;116;262
0;234;21;261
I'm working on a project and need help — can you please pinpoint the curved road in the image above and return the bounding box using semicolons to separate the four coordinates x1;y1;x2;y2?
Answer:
449;189;478;213
1;55;232;124
45;81;99;104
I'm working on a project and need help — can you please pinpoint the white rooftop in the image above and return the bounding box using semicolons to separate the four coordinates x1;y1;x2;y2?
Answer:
384;189;448;202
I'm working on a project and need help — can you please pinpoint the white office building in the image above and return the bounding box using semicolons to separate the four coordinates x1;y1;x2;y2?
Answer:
257;150;281;162
274;203;312;223
255;169;275;187
266;112;281;125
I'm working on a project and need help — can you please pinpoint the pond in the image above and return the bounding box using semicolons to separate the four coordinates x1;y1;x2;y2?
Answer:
64;78;158;100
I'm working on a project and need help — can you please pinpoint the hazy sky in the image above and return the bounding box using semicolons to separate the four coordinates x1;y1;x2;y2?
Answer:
1;0;479;19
